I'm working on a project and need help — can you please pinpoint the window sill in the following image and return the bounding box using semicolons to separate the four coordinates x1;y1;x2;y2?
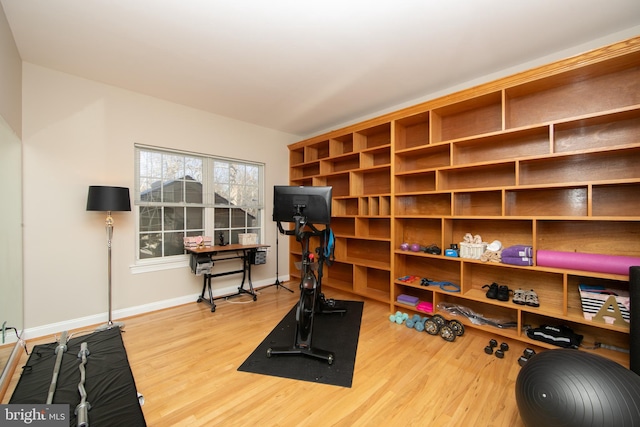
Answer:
130;255;190;274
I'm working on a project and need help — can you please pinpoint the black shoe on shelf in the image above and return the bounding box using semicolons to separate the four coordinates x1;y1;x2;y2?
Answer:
497;285;511;302
483;282;499;299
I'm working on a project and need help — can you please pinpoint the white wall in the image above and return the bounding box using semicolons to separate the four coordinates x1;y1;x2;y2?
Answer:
22;63;298;335
0;1;21;135
0;3;23;342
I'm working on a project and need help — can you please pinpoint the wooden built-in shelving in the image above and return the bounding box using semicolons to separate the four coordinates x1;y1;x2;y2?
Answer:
288;36;640;366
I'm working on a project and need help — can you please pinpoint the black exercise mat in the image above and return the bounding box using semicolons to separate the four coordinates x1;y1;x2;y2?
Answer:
10;327;146;426
238;300;364;388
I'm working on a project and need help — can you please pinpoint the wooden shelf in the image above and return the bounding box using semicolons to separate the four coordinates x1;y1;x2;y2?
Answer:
288;36;640;364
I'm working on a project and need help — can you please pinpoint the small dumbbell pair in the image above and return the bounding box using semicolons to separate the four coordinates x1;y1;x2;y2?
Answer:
518;348;536;367
484;339;509;358
389;311;409;324
406;314;426;331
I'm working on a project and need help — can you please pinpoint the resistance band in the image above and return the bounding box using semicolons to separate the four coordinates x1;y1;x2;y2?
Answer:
420;278;461;292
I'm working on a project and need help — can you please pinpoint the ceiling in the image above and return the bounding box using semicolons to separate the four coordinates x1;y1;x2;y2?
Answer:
2;0;640;137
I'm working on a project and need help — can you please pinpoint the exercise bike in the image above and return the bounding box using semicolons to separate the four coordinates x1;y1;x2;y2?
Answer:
267;208;345;364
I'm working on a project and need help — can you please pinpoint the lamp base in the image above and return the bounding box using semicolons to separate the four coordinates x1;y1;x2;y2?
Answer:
95;321;125;332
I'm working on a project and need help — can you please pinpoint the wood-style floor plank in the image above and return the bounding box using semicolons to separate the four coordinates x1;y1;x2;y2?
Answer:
3;284;529;426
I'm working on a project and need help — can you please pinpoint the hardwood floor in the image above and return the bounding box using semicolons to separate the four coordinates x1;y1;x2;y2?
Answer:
3;284;529;426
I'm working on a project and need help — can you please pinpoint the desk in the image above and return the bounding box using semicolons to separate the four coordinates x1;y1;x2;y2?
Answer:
186;244;269;312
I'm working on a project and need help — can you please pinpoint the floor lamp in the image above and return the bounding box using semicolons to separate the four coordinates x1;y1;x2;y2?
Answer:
86;186;131;330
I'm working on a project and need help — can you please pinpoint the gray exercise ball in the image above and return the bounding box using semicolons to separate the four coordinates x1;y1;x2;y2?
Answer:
516;348;640;427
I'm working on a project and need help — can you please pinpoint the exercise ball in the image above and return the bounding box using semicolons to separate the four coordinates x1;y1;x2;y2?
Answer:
516;349;640;427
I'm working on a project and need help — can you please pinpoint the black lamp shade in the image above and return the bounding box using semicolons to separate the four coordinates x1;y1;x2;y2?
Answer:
87;186;131;212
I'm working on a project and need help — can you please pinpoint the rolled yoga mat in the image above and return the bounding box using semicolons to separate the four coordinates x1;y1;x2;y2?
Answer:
631;266;640;376
536;250;640;276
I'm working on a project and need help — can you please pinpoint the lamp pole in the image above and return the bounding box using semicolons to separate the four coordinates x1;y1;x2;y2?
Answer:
106;211;114;326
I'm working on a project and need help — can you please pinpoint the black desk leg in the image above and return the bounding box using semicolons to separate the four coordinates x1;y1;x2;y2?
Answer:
196;274;217;312
238;250;257;301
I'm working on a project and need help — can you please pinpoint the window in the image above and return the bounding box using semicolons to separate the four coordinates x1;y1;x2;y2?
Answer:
135;145;264;261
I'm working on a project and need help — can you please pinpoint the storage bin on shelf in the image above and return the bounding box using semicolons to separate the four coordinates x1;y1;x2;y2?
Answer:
459;242;487;259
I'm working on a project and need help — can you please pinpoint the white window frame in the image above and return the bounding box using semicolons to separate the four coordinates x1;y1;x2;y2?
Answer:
131;144;264;274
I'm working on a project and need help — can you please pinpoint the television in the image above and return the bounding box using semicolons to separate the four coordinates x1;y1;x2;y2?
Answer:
273;186;332;225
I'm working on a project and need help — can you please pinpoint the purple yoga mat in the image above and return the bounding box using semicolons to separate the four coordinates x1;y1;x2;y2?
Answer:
537;250;640;275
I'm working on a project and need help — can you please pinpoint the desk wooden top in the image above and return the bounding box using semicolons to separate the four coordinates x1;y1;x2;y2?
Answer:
185;243;269;254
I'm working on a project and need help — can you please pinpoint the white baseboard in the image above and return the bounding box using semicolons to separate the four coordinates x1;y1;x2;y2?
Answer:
23;275;290;341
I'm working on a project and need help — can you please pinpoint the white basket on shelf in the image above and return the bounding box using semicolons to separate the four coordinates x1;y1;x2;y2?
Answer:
459;242;487;259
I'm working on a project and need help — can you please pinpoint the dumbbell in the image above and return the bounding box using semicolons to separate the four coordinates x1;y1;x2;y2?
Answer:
389;311;402;323
484;339;498;355
518;348;536;367
495;342;509;358
389;311;409;324
406;314;421;328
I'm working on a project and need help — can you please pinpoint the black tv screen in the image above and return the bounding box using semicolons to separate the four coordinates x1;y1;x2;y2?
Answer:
273;186;332;225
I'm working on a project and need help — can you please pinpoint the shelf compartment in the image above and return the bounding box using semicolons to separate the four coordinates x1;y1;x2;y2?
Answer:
505;52;640;128
452;127;550;165
396;193;451;217
290;161;320;180
519;147;640;186
332;197;358;216
320;172;350;197
324;261;354;292
330;217;355;236
395;255;460;285
329;134;354;156
463;262;564;316
395;144;450;173
454;190;502;216
536;220;640;257
336;238;390;269
395;171;436;193
395;218;442;248
354;265;391;302
320;153;360;174
290;148;304;166
360;196;391;217
356;217;390;239
393;281;434;301
351;167;391;196
354;123;392;150
432;91;503;142
553;108;640;153
394;112;430;150
505;186;587;217
305;140;330;161
438;162;516;191
361;146;391;168
592;182;640;217
445;218;533;250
